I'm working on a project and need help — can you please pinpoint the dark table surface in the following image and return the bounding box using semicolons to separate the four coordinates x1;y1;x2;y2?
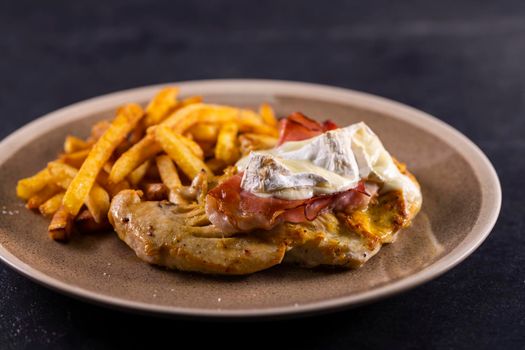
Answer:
1;1;524;349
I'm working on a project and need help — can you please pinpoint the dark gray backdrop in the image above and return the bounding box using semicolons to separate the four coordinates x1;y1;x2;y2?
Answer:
1;1;524;349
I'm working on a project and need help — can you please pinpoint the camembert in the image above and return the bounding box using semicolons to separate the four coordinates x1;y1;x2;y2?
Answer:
238;122;421;210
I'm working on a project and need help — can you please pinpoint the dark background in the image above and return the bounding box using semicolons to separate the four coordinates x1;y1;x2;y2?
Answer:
1;0;524;349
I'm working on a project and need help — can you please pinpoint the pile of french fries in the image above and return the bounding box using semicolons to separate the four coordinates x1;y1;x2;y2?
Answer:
16;87;279;242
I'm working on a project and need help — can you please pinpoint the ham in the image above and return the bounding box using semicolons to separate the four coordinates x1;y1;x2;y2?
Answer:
277;112;338;145
205;113;374;233
206;173;375;233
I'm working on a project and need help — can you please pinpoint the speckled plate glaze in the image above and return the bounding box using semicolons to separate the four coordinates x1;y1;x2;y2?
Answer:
0;80;501;318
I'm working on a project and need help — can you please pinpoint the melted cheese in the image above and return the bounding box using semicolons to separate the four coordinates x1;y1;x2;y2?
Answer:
237;122;422;208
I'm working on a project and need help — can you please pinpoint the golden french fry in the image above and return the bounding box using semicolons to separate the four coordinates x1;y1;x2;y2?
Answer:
26;184;61;209
161;104;240;134
88;120;111;142
156;155;181;191
17;168;52;200
127;124;145;145
180;95;203;106
143;95;203;132
239;133;278;156
115;124;145;156
179;135;204;159
102;160;114;174
144;87;179;127
155;126;212;179
124;104;272;177
162;103;277;136
206;158;227;174
84;184;110;223
215;122;240;164
47;161;77;188
39;192;65;217
189;123;219;142
63;103;144;215
242;133;279;143
259;103;278;127
109;135;161;184
59;148;90;168
48;162;111;221
237;113;279;137
48;205;74;241
127;159;151;186
64;136;90;153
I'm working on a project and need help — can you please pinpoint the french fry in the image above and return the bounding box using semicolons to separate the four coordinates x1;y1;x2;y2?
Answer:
48;162;111;223
259;103;278;127
103;160;114;174
47;161;78;188
127;159;151;186
39;192;65;217
242;133;279;142
63;103;144;215
26;184;61;209
189;123;219;142
239;133;278;156
16;86;284;244
75;209;111;233
144;87;179;127
115;124;145;156
59;148;90;168
179;135;204;159
142;95;202;132
156;155;181;192
17;168;52;200
160;104;240;134
64;136;90;153
48;162;110;223
115;104;271;182
215;122;240;164
88;120;111;142
84;184;110;223
180;95;203;107
109;135;161;184
162;103;277;136
155;126;212;179
237;113;279;137
127;123;145;145
48;205;74;242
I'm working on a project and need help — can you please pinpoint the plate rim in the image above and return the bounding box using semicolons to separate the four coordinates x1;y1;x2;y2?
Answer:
0;79;502;318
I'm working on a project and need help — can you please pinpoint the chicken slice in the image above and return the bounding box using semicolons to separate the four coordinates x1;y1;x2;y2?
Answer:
109;190;286;275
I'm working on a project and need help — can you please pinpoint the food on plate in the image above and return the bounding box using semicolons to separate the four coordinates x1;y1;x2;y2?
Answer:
47;205;74;241
17;86;422;275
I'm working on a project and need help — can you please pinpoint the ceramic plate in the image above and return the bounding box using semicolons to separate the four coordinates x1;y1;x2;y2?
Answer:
0;80;501;318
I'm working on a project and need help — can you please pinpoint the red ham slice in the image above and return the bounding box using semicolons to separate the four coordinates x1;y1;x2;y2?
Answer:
206;173;304;232
206;173;374;233
277;112;338;145
205;113;372;233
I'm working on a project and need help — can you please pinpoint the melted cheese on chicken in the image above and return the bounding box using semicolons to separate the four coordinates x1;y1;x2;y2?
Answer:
237;122;422;213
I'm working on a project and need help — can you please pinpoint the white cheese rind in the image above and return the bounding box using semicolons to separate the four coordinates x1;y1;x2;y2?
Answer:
238;122;422;209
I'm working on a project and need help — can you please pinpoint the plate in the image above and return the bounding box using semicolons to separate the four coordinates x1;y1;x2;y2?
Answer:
0;80;501;318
